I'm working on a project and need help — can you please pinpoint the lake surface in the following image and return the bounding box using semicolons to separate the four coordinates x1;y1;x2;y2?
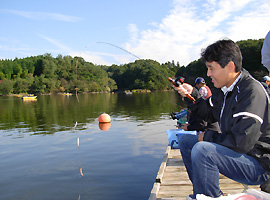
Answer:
0;91;185;200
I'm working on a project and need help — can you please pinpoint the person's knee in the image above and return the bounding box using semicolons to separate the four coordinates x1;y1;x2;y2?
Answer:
191;141;215;160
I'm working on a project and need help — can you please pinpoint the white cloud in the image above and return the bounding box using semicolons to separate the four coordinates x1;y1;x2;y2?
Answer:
227;2;270;41
70;51;109;65
5;0;269;66
3;9;82;22
122;0;270;66
39;34;71;53
0;45;34;58
38;36;127;65
69;51;131;66
127;24;139;44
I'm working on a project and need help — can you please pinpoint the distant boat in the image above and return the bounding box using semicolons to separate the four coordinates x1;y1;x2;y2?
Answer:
124;90;132;95
22;95;37;101
59;92;72;96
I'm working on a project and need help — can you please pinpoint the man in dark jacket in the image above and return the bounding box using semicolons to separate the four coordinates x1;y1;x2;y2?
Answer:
174;39;270;200
171;77;219;132
180;86;219;132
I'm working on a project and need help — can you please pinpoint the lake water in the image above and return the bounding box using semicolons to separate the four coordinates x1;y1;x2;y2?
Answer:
0;91;185;200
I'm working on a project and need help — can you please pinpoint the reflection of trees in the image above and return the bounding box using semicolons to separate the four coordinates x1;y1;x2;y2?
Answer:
111;91;185;121
0;92;184;134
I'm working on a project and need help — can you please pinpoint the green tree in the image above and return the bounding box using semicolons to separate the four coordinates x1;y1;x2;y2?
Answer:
0;38;266;94
0;79;14;95
13;78;30;94
237;39;268;80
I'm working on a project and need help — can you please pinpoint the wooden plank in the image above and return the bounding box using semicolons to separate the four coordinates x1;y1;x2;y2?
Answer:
148;182;160;200
149;145;261;200
156;146;171;183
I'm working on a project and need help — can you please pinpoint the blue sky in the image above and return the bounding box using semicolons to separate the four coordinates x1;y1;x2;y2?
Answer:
1;0;270;66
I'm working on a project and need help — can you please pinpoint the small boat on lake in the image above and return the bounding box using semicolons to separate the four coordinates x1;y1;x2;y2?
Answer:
22;94;37;101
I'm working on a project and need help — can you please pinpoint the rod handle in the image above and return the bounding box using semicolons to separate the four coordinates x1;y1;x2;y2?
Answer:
168;77;195;103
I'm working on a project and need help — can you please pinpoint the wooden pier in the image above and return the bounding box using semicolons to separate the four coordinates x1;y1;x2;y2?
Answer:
149;146;260;200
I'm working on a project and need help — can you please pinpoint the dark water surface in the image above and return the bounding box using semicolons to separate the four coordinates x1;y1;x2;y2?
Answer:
0;91;184;200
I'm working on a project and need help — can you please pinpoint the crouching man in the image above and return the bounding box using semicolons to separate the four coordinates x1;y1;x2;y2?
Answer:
174;39;270;199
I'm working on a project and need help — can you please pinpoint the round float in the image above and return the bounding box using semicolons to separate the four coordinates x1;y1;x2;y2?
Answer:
98;113;111;123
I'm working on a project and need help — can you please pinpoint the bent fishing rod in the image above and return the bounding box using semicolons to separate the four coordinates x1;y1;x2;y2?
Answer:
97;42;195;102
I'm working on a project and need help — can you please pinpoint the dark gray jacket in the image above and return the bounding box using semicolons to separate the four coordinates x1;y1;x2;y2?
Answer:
185;69;270;171
185;87;220;132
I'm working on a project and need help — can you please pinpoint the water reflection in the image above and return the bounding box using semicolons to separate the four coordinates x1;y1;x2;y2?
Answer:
99;122;111;131
0;91;186;200
0;92;184;135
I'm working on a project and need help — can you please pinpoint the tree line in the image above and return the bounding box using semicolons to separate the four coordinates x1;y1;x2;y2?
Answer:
175;39;268;88
0;39;267;95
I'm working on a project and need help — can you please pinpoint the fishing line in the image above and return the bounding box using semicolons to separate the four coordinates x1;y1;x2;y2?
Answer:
97;42;168;79
97;42;195;103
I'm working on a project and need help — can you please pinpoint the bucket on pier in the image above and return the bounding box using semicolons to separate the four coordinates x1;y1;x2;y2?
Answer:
166;129;197;149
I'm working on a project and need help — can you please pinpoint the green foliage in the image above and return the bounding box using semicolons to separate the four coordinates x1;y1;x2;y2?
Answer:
0;54;118;94
176;38;267;88
13;78;30;94
107;59;174;90
0;79;14;95
237;39;268;80
0;39;266;94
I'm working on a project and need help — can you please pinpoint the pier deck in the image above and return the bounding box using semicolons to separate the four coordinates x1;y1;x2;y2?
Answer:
149;146;260;200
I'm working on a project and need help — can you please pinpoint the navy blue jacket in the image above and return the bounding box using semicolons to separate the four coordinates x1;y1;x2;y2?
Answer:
184;69;270;171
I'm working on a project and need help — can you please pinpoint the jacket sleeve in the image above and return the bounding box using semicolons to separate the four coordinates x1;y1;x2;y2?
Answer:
184;87;207;131
187;112;207;131
184;88;219;125
262;30;270;71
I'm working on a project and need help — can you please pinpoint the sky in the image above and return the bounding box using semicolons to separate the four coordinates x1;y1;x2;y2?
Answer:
1;0;270;66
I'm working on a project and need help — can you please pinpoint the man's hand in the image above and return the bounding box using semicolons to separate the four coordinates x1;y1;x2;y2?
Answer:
180;123;189;131
173;83;193;98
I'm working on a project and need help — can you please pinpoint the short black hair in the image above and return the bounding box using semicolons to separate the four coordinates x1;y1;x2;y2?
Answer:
201;39;242;72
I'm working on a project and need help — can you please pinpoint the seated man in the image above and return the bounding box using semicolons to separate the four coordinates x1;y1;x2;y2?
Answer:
174;39;270;199
171;77;219;133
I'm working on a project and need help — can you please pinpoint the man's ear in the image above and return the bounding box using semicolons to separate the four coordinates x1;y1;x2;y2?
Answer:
227;61;236;72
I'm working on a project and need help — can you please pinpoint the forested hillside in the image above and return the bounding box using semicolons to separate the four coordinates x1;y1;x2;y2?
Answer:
0;39;268;95
175;39;268;88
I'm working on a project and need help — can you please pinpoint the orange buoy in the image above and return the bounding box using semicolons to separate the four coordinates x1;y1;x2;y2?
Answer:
99;122;111;131
98;113;111;123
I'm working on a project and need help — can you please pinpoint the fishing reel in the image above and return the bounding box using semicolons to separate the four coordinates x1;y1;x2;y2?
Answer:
168;76;185;87
168;76;196;103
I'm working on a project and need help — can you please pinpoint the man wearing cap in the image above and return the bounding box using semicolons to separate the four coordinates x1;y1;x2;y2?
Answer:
261;76;270;94
194;77;212;100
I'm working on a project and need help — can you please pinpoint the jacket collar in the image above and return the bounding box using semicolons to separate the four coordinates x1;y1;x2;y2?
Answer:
221;71;242;94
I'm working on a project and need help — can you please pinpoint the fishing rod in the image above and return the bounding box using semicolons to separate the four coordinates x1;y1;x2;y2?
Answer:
97;42;195;102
